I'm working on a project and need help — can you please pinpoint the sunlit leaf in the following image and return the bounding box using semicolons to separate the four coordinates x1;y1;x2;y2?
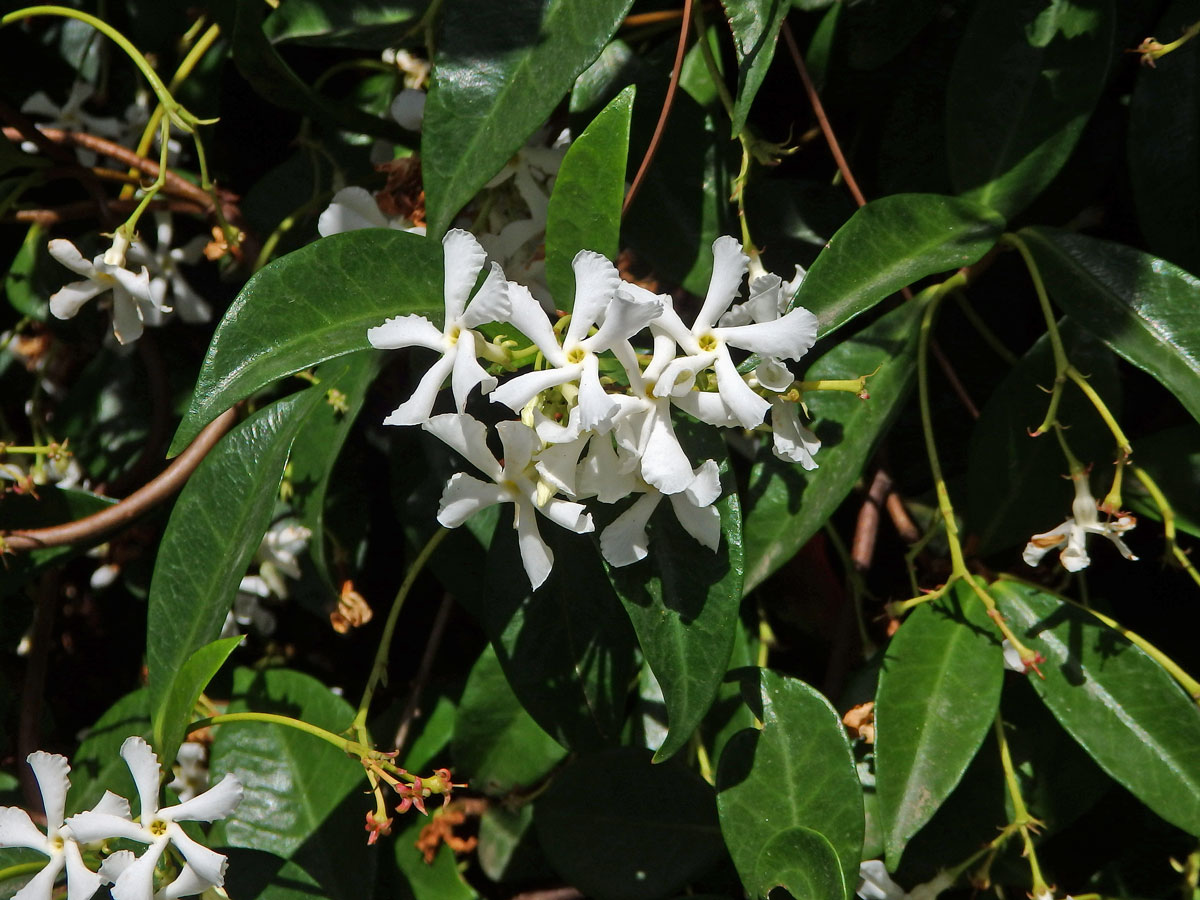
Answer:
723;0;791;136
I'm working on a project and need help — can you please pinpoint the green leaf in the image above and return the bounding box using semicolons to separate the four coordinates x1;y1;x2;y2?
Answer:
874;585;1004;868
993;578;1200;837
723;0;791;136
966;320;1120;556
210;668;373;900
753;826;846;900
717;670;863;898
221;0;409;142
1126;426;1200;540
422;0;635;237
394;813;479;900
1128;0;1200;275
452;644;567;795
791;194;1005;339
5;224;48;320
1019;227;1200;426
170;230;441;454
152;636;244;773
534;747;724;900
607;432;744;762
842;0;940;70
147;389;324;728
262;0;426;47
486;527;636;751
946;0;1114;217
288;352;381;588
742;300;922;593
544;85;634;306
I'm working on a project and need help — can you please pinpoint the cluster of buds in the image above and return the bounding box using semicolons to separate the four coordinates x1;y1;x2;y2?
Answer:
362;754;467;845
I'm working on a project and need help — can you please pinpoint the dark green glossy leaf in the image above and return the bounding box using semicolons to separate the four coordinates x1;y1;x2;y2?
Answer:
147;390;324;727
946;0;1114;217
221;850;329;900
422;0;635;237
792;194;1005;339
754;826;846;900
534;747;723;900
152;636;244;774
742;300;922;593
210;668;372;900
452;644;566;795
478;805;545;884
222;0;409;142
5;223;47;320
723;0;790;136
874;585;1004;867
993;578;1200;837
1020;227;1200;426
288;352;381;588
263;0;426;47
486;527;636;751
1129;0;1200;275
803;3;840;93
967;320;1120;556
545;85;633;306
717;670;863;898
170;230;441;454
607;432;744;762
1126;426;1200;539
842;0;940;70
66;689;150;816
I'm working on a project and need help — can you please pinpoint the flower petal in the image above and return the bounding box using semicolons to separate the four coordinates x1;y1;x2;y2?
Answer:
577;434;638;503
88;790;132;819
668;494;721;552
367;314;444;351
110;292;145;345
600;493;661;567
450;338;497;412
576;354;618;432
514;500;554;590
584;290;662;352
390;89;427;131
1060;522;1091;572
671;390;740;427
684;460;722;507
161;864;215;900
716;306;818;361
166;825;229;885
534;437;587;497
382;351;455;427
565;251;620;344
713;349;770;429
653;351;716;399
488;365;579;415
638;403;694;495
460;262;510;328
26;752;70;833
49;281;106;320
422;414;503;482
755;358;794;393
502;282;564;363
47;240;96;278
496;420;540;474
771;400;820;470
1022;520;1071;567
539;497;595;534
1102;531;1138;562
11;853;62;900
165;773;242;823
694;236;749;332
441;229;487;323
63;838;103;900
437;473;509;528
0;807;50;851
119;737;163;821
110;841;167;900
63;812;146;845
109;266;156;307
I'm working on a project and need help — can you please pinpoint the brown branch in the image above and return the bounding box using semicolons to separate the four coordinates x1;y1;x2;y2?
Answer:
622;0;694;215
886;491;921;544
7;197;208;227
852;469;893;572
3;407;238;552
781;21;867;208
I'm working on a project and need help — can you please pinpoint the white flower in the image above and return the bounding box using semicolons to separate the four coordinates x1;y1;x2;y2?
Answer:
423;413;593;590
1022;472;1137;573
651;236;819;429
390;89;426;131
0;752;105;900
600;460;723;567
367;229;509;425
769;396;820;469
21;82;123;165
489;254;662;432
48;239;162;345
318;186;425;237
857;860;955;900
67;737;243;900
126;213;212;324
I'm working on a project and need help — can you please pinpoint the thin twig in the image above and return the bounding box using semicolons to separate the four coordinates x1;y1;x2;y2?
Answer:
3;407;238;551
886;491;921;544
393;592;456;752
509;889;584;900
852;469;893;571
622;0;694;215
781;21;867;207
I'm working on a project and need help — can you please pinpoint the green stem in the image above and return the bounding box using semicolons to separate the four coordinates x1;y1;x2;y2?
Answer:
994;713;1050;897
353;528;450;733
1131;465;1200;590
188;711;378;757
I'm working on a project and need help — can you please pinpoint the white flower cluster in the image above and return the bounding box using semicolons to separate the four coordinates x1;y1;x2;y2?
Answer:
0;738;241;900
367;229;821;590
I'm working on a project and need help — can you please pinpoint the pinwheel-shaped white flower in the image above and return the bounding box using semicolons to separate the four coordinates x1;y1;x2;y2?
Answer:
318;186;426;237
127;214;212;325
1022;472;1137;573
651;236;818;429
424;413;593;590
0;752;106;900
48;239;162;345
67;737;243;900
21;82;123;165
368;229;509;426
600;460;723;568
489;254;662;432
